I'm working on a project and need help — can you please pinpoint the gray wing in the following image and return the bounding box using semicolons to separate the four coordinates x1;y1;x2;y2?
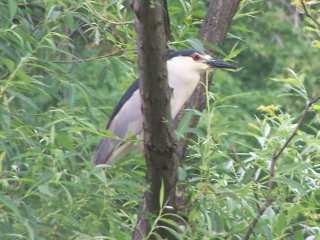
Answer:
93;90;143;165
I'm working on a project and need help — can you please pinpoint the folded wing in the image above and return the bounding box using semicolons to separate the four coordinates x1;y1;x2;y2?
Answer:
93;80;143;165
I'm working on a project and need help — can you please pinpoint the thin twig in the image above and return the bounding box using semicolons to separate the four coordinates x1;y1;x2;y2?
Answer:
0;70;9;80
229;144;261;210
53;50;124;63
242;199;273;240
242;96;320;240
105;19;134;25
267;150;278;194
230;144;247;171
300;0;320;28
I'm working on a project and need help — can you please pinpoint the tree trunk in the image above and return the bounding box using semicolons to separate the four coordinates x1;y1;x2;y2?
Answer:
132;0;178;239
175;0;241;158
199;0;240;46
132;0;240;239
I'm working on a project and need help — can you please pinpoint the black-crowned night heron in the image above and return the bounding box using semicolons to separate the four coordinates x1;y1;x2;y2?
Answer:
93;49;236;165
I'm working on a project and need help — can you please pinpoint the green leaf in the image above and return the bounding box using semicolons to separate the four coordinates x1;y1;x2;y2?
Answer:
48;5;61;20
65;12;75;29
57;133;74;151
109;179;145;190
188;205;200;222
13;92;40;111
0;108;11;130
37;184;52;196
50;124;56;145
8;0;17;21
177;0;190;14
160;217;179;228
157;225;184;240
176;110;193;139
152;232;163;240
2;57;16;71
0;195;22;219
37;171;55;181
311;40;320;48
240;167;255;184
159;179;164;209
264;123;271;137
177;167;187;181
278;162;312;175
98;66;108;83
211;210;225;232
184;128;206;137
273;177;305;193
0;152;5;173
58;183;74;208
186;38;205;52
270;77;301;86
273;211;287;235
311;103;320;110
295;231;304;240
94;27;100;45
257;136;266;147
16;69;31;83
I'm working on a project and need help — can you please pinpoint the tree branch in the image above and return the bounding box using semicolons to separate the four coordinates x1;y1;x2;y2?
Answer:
273;96;320;161
300;0;320;28
53;49;124;63
242;96;320;240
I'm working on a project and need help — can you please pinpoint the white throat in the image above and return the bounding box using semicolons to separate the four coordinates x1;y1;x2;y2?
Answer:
167;56;204;118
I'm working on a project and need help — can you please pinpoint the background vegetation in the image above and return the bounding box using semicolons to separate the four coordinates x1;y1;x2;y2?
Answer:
0;0;319;239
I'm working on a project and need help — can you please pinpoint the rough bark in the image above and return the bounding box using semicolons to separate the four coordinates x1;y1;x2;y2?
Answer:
132;0;177;239
175;0;241;158
199;0;240;46
162;0;172;40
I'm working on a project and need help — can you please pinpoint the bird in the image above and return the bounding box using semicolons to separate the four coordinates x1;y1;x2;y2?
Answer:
93;49;236;165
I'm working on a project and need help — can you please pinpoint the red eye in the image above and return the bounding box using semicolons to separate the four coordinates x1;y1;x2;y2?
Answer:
192;53;200;61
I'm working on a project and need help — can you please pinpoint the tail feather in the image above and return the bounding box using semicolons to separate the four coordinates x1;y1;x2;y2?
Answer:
93;138;142;165
103;142;136;164
92;138;118;165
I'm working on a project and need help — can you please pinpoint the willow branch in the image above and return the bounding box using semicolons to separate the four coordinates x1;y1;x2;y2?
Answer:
300;0;320;28
53;50;124;63
242;96;320;240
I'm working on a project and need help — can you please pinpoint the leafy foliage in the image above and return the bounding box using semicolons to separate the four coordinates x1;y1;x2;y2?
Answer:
0;0;319;239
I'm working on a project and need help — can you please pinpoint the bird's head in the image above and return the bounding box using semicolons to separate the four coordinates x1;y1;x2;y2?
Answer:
168;49;236;73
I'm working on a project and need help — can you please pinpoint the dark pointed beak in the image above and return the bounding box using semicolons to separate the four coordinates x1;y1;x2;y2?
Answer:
206;58;237;69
